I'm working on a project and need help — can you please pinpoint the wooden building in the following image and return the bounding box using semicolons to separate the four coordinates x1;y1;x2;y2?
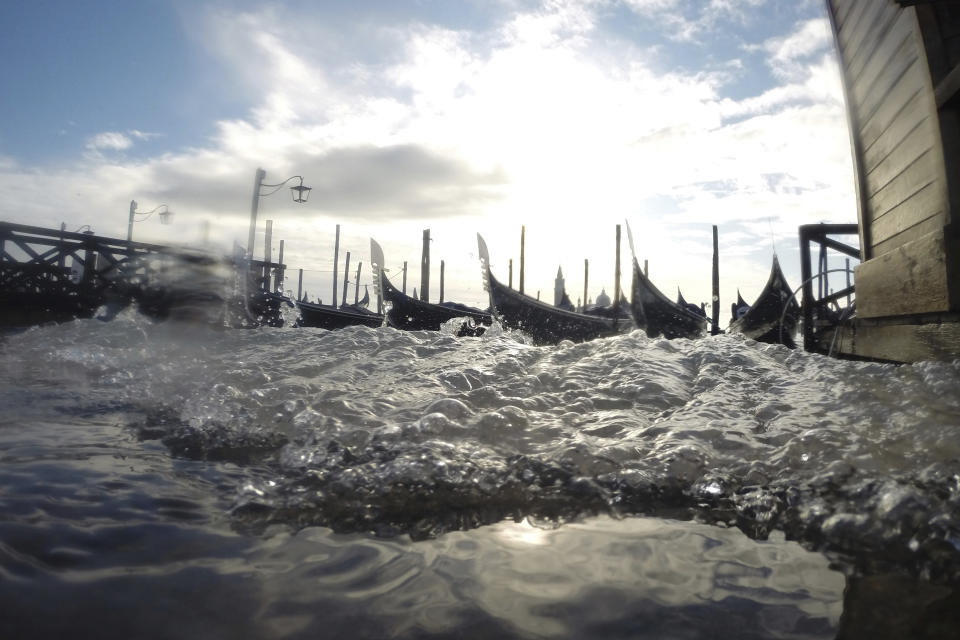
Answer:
823;0;960;362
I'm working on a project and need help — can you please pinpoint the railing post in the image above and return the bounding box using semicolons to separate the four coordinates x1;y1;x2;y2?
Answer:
799;225;815;352
81;230;96;285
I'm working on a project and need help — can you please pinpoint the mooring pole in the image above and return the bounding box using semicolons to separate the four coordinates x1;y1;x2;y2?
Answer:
614;225;622;307
420;229;430;302
440;260;445;303
644;259;648;278
263;220;273;292
583;259;589;311
332;224;340;309
342;251;351;307
509;259;513;289
275;239;285;293
354;261;362;304
402;261;408;294
519;225;526;295
711;225;720;335
297;269;303;301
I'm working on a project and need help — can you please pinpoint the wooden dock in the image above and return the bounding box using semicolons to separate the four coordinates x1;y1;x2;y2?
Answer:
0;221;290;328
817;0;960;362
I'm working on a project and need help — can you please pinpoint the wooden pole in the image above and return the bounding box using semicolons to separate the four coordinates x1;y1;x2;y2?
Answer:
440;260;445;303
402;261;408;294
297;269;303;301
845;258;851;306
583;258;589;311
264;220;272;263
420;229;430;302
519;225;526;295
644;259;648;278
263;220;273;291
275;239;284;293
711;225;720;335
354;261;362;304
508;259;513;289
342;251;351;307
614;224;621;307
58;223;66;270
332;224;340;309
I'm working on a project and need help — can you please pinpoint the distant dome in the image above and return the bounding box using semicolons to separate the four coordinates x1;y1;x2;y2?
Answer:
595;289;611;307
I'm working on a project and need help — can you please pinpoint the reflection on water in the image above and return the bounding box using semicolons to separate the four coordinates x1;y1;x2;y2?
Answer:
0;409;844;639
1;314;959;637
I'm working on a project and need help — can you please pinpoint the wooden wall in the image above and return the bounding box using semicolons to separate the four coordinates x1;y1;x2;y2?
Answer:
827;0;960;319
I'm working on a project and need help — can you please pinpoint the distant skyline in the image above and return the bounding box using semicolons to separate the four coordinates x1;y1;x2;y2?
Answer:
0;0;855;312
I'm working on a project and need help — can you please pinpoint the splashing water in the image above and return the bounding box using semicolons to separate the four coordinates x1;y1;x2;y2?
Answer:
2;311;959;637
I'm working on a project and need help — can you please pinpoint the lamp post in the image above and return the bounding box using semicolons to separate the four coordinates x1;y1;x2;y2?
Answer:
247;167;311;259
128;200;173;242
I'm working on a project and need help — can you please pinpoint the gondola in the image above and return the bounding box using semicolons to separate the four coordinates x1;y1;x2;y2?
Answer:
731;291;750;322
370;239;492;336
295;299;384;330
625;222;707;340
476;234;631;345
727;254;800;347
676;289;707;319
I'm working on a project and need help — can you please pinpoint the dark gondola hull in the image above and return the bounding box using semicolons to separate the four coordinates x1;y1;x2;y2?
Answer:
630;259;707;340
379;273;491;332
371;239;492;335
296;300;383;330
477;234;630;346
728;255;800;347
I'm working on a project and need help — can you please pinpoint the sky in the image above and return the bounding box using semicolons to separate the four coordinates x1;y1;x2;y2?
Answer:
0;0;856;313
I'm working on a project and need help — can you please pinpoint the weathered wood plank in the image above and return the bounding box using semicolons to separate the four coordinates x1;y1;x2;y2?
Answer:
836;0;873;53
833;0;858;31
825;319;960;363
872;198;945;250
861;84;927;166
859;58;925;153
842;1;890;75
860;154;947;241
855;228;950;317
865;117;938;197
847;3;902;83
850;19;920;128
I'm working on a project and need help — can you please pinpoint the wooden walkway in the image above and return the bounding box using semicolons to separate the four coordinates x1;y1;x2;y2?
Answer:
0;221;290;327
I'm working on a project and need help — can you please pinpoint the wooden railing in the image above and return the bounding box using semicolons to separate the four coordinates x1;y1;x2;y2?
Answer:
0;221;288;327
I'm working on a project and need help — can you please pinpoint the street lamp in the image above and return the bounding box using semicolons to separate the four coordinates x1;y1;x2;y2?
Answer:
128;200;173;242
247;167;311;259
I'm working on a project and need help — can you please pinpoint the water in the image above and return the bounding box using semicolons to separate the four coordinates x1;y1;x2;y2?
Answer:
2;310;959;638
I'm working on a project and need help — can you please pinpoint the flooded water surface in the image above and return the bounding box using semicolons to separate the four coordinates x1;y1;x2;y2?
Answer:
2;312;959;638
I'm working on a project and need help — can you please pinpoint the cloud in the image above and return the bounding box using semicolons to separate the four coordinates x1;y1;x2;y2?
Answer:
293;145;507;220
129;130;163;141
86;131;134;152
760;18;833;82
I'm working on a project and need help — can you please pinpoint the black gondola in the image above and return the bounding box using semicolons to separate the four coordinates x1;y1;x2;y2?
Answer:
295;299;384;330
727;254;800;347
370;239;492;336
625;222;707;340
676;289;707;319
476;234;631;345
731;291;750;322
